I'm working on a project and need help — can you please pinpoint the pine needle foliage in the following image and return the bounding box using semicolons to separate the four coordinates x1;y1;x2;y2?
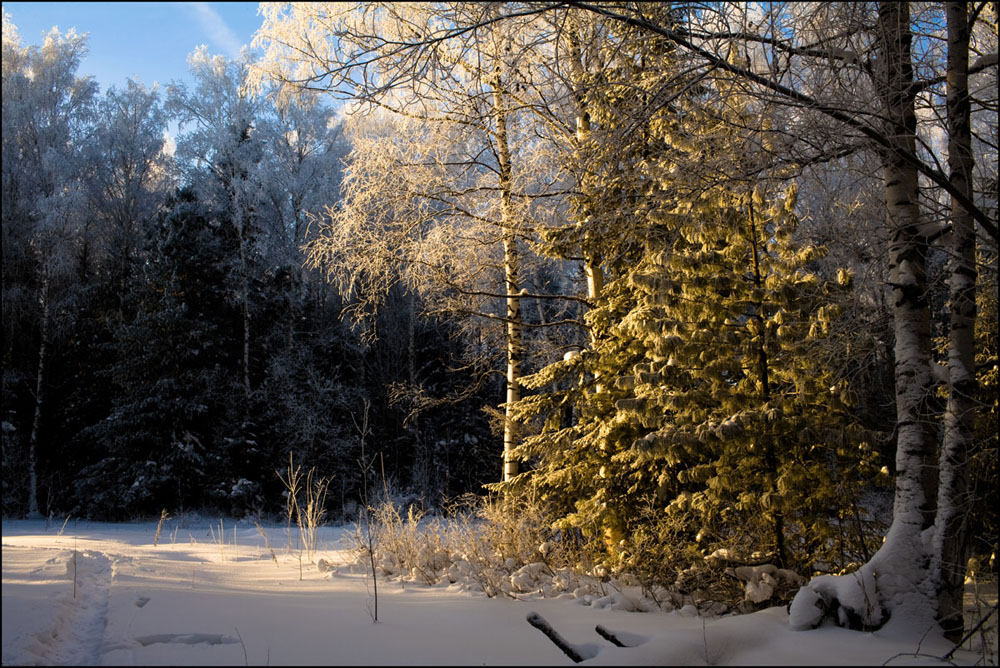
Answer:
504;16;880;578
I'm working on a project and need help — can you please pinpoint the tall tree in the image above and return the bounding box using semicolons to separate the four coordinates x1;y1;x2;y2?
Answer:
549;0;996;636
1;17;97;517
82;79;173;304
933;0;979;641
512;23;878;576
76;188;240;517
251;2;579;482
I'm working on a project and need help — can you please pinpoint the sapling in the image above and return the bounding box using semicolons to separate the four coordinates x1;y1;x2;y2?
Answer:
353;399;379;622
209;519;227;562
277;453;302;554
299;467;331;562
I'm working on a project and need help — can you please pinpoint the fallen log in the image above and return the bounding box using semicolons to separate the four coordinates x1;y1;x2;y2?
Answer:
526;611;584;663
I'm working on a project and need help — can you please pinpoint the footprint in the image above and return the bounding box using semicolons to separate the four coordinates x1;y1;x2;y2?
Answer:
134;596;151;608
133;633;239;647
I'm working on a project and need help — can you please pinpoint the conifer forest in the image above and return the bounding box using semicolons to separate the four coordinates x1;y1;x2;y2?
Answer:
2;2;997;642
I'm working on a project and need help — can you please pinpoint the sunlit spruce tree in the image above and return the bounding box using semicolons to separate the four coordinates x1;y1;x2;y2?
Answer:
508;24;880;577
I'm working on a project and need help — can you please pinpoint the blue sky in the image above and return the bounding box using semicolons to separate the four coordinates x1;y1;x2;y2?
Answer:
3;2;264;92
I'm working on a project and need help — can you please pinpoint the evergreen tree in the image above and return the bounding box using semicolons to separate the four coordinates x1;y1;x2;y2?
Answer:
75;189;241;517
509;24;880;578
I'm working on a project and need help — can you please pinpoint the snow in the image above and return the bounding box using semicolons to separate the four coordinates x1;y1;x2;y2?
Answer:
2;519;993;666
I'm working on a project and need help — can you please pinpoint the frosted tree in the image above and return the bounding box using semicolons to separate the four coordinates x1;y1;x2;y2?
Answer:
168;46;269;397
254;96;348;267
1;16;97;517
82;79;174;302
251;2;579;481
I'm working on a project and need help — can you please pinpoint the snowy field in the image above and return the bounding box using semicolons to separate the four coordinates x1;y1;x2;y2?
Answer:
2;517;995;666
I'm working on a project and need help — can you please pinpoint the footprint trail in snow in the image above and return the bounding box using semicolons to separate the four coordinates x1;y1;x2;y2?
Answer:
20;548;112;665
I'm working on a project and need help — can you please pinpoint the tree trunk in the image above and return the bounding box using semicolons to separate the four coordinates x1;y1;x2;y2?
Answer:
407;290;428;493
870;0;939;615
27;274;50;519
567;27;605;309
493;66;522;483
934;0;977;643
748;195;785;568
789;2;940;630
238;219;252;398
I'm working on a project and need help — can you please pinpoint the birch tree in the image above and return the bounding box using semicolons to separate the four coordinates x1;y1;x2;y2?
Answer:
255;97;347;266
933;0;982;640
168;46;268;397
251;2;577;482
82;79;174;303
2;17;97;517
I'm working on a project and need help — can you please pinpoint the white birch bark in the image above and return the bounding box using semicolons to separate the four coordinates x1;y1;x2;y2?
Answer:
493;67;522;483
933;0;977;642
26;273;50;519
566;27;604;309
790;2;939;629
878;0;938;558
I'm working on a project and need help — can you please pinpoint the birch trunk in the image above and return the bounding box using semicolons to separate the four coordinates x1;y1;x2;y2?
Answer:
566;28;604;308
934;1;977;642
27;273;50;519
238;216;252;398
870;0;939;614
492;67;522;483
579;110;604;310
789;2;940;629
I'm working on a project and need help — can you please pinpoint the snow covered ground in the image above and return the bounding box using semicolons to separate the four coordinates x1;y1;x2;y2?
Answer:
2;517;995;666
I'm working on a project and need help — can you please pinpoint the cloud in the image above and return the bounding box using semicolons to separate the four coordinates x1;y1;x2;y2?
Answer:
188;2;242;59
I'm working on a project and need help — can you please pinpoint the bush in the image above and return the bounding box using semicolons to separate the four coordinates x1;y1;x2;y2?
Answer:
350;490;590;597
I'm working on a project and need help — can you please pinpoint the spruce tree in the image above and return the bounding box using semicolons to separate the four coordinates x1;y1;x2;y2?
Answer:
509;22;880;577
76;189;241;517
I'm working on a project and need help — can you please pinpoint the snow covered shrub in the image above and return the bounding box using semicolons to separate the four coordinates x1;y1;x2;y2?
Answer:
352;491;777;616
728;564;803;613
474;491;578;568
349;491;591;599
362;499;449;585
439;491;590;597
